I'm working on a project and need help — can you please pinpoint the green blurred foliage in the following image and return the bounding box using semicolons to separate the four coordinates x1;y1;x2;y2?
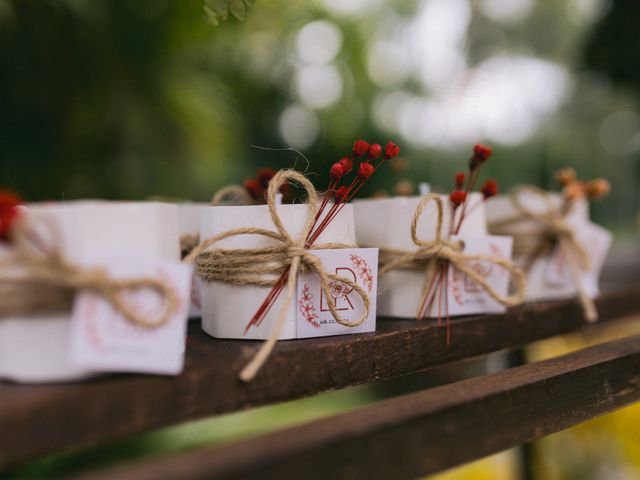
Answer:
0;0;638;232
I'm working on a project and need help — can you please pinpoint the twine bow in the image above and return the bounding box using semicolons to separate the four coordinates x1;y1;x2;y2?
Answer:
380;194;526;317
185;170;370;382
0;217;180;328
492;186;596;322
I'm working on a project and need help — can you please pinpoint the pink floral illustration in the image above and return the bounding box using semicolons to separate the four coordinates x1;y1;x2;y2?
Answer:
298;284;320;328
350;254;373;292
329;280;350;299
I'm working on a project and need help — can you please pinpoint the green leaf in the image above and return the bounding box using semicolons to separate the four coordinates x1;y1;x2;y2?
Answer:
203;5;220;25
229;0;247;21
205;0;230;14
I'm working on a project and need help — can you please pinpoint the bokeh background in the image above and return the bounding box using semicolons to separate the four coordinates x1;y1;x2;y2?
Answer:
2;0;640;478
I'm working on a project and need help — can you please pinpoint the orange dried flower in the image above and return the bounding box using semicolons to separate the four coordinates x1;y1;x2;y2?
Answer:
394;180;415;196
585;178;610;200
555;168;577;186
564;181;585;201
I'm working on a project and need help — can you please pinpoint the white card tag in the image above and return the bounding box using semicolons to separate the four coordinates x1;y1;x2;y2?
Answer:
70;259;192;375
296;248;378;338
545;220;612;296
430;235;514;316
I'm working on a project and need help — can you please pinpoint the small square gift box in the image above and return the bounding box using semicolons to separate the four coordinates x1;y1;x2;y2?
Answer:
354;193;524;319
0;199;192;383
178;187;252;318
486;170;612;322
185;168;381;382
178;202;208;319
354;145;526;337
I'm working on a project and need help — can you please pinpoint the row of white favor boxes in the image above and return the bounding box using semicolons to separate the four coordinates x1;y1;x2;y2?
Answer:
0;192;609;383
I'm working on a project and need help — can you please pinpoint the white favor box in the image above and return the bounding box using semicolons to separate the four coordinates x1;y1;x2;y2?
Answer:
199;203;375;340
354;193;493;318
0;201;180;383
486;193;593;301
178;203;208;318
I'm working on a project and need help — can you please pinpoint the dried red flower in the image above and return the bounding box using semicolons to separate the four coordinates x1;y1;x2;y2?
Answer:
334;185;350;203
449;190;467;207
243;178;262;200
384;141;400;160
0;190;22;241
474;144;492;162
257;168;276;189
352;140;370;158
329;162;345;182
469;144;492;170
368;143;382;160
455;172;465;189
339;156;353;174
481;179;498;199
357;161;375;180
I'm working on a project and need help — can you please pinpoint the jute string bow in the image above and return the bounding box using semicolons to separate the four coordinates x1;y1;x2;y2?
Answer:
0;217;180;328
180;185;252;257
185;170;370;382
379;194;526;317
489;186;596;322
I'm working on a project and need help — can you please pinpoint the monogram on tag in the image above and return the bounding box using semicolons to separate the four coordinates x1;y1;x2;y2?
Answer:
296;248;378;338
69;259;192;375
430;235;514;317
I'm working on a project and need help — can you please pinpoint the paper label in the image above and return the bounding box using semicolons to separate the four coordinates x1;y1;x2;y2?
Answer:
70;259;192;375
545;220;612;296
429;235;514;316
296;248;378;338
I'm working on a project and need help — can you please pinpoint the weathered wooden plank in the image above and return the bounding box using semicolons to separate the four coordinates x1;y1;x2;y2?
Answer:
1;283;639;468
79;335;640;480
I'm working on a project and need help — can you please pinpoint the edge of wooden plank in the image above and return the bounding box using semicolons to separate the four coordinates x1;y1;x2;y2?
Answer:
80;335;640;480
1;284;639;468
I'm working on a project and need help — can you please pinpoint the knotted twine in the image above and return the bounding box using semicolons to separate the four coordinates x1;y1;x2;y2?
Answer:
180;185;252;257
0;216;179;328
184;169;370;382
379;193;526;317
489;186;596;322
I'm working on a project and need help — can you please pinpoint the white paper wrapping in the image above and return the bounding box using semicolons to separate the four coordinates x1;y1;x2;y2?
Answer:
354;193;500;318
0;201;181;383
199;203;372;340
485;193;593;301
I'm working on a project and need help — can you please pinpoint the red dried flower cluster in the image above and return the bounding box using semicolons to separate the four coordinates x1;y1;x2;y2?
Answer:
480;179;498;199
469;144;493;170
419;144;499;341
0;190;22;241
244;167;292;203
449;190;467;207
449;143;498;226
245;139;399;333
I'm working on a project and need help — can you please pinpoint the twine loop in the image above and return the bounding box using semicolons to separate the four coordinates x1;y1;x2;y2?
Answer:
508;186;591;271
186;170;370;382
380;193;526;317
493;185;596;322
0;217;179;328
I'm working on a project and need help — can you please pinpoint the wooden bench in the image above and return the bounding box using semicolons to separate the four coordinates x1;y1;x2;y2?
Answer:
1;256;639;479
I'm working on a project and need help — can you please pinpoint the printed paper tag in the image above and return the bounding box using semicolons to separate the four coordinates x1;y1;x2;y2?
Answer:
70;259;192;375
545;220;612;296
436;235;514;316
296;248;378;338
